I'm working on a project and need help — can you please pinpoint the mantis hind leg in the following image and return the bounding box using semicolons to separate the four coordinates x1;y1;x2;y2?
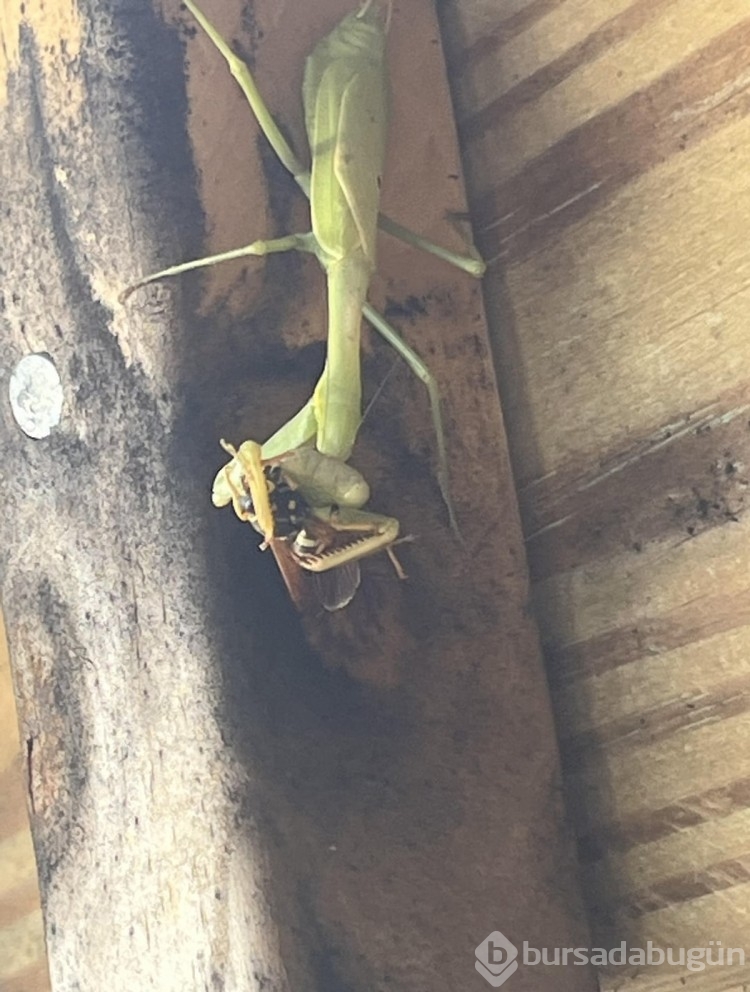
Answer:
362;302;459;536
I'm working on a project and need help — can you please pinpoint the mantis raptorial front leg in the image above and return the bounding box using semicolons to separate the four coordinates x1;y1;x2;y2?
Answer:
212;441;403;611
122;0;485;534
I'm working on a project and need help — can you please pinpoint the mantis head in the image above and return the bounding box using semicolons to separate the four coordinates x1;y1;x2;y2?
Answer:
212;439;275;542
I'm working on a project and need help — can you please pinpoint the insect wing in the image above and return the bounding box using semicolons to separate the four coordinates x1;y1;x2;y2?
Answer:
303;10;387;264
267;539;316;613
268;538;361;614
313;561;361;612
333;65;387;266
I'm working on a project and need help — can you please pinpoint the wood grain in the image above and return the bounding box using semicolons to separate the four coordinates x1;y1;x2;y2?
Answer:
0;609;50;991
0;1;593;990
440;0;750;988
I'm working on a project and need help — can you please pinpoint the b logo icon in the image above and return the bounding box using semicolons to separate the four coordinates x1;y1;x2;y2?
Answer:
475;931;519;987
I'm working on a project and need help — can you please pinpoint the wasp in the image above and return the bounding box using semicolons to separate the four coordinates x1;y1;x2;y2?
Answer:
213;441;404;611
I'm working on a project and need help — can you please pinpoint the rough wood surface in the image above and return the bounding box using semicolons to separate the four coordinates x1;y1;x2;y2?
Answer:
0;608;50;992
0;1;594;989
439;0;750;989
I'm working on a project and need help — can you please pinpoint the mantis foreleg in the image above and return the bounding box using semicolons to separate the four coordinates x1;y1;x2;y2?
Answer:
120;219;457;523
261;293;457;532
213;442;403;612
127;0;480;531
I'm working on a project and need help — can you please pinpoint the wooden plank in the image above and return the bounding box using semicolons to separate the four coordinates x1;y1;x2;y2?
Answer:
0;1;593;989
440;0;750;988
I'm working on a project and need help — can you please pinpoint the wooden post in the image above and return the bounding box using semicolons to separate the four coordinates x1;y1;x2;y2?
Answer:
440;2;750;990
0;1;595;988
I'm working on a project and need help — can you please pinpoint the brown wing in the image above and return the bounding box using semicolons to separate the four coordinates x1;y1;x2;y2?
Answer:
269;536;361;613
268;539;317;615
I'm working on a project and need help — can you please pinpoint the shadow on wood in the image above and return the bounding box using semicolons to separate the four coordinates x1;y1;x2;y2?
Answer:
0;1;594;989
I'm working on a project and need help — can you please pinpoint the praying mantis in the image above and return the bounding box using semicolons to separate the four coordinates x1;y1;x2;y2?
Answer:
123;0;485;609
213;442;402;610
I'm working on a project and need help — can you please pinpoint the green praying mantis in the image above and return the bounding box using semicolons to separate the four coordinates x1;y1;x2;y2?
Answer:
123;0;485;609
